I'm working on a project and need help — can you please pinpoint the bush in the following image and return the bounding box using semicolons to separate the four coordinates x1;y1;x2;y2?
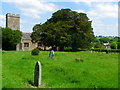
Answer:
117;42;120;49
110;42;117;49
31;48;39;55
91;48;120;53
94;42;105;48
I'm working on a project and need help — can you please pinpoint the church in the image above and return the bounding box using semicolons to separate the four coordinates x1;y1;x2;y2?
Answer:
6;13;38;51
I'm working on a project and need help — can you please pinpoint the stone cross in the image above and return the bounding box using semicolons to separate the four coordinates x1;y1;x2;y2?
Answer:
34;61;41;87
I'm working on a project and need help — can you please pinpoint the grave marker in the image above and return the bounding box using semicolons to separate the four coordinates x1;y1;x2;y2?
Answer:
34;61;41;87
49;50;54;59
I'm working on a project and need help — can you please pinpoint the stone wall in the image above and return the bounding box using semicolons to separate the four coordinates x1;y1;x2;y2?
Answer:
16;39;38;51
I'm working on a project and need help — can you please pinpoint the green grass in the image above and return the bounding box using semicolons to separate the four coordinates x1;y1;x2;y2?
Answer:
0;51;2;89
2;51;118;88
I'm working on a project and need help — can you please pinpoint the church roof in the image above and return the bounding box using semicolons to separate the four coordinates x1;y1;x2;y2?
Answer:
22;33;31;40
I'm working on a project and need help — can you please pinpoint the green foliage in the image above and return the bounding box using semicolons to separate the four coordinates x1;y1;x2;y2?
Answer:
31;48;39;55
2;51;118;88
117;42;120;49
91;48;120;53
31;9;95;51
94;36;120;49
2;27;22;50
110;42;117;49
99;37;109;43
95;36;120;43
33;24;42;32
94;42;104;48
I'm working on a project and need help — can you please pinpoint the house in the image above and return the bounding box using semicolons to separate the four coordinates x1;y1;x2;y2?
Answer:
103;43;110;49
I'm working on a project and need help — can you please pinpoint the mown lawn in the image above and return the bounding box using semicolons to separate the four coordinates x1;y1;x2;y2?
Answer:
2;51;118;88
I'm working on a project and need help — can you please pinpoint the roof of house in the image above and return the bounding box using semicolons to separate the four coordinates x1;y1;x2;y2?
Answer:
22;32;32;40
103;43;110;46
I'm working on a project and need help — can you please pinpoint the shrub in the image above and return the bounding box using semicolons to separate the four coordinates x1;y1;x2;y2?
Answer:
91;48;120;53
110;42;117;49
94;42;105;48
117;42;120;49
31;48;39;55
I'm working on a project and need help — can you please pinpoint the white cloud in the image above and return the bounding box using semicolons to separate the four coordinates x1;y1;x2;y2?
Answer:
92;20;118;36
0;15;5;20
71;0;118;4
77;3;118;19
0;15;5;27
76;3;118;36
87;3;118;36
20;8;41;19
76;10;86;13
1;0;57;32
3;0;119;3
2;0;56;19
88;3;118;19
20;19;32;32
20;19;40;32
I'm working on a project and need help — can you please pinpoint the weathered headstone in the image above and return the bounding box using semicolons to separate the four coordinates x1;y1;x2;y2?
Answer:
106;50;108;54
34;61;41;87
49;50;54;59
90;50;92;53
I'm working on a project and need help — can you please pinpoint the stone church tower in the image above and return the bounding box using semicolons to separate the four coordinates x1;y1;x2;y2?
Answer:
6;13;20;30
6;13;38;51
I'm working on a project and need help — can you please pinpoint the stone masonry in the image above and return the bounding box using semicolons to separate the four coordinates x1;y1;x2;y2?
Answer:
6;13;20;30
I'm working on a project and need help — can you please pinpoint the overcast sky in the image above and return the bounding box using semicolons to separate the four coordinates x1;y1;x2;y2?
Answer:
0;0;119;36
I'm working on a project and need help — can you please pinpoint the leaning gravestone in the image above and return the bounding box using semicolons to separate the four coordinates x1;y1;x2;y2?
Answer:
49;50;54;59
34;61;41;87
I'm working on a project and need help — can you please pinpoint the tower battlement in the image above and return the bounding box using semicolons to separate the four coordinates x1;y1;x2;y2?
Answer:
6;13;20;18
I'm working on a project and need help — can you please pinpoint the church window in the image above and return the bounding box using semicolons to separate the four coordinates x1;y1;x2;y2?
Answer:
24;43;29;47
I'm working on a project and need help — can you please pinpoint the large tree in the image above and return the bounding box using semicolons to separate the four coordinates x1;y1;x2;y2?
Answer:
2;27;22;50
31;9;95;50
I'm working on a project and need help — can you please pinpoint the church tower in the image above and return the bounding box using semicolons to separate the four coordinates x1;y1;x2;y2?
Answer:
6;13;20;30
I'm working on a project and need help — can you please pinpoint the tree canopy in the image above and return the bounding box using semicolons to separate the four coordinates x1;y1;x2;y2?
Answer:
2;27;22;50
31;9;95;50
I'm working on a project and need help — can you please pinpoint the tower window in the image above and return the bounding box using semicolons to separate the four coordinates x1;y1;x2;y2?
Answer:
13;25;15;28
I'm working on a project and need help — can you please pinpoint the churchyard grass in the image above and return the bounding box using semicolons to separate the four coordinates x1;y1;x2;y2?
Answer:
0;51;2;89
2;51;118;88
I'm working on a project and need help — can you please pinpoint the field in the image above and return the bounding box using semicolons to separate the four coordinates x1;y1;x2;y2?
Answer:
2;51;118;88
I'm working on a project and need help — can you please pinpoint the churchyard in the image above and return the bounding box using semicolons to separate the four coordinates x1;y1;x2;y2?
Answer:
2;51;118;88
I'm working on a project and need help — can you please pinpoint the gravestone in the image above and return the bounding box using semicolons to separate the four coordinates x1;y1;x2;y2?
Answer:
34;61;41;87
106;50;108;54
49;50;54;59
90;50;92;53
